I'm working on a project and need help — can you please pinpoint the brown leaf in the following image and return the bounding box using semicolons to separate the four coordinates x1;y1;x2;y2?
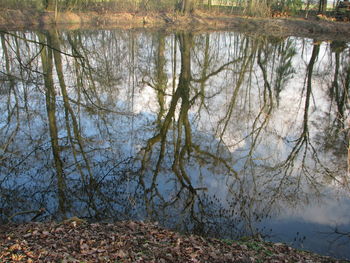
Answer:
115;249;128;258
42;231;50;236
54;227;64;233
127;221;137;231
23;233;32;238
11;253;25;261
80;243;89;251
176;238;181;247
190;251;199;259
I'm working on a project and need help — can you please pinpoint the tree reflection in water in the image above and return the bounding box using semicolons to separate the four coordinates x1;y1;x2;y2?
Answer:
0;29;349;259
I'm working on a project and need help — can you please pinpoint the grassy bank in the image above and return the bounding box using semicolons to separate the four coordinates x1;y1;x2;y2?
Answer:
1;8;350;41
1;220;349;262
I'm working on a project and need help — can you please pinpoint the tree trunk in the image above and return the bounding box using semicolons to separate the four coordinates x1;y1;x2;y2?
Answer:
44;0;56;10
318;0;327;13
208;0;212;10
178;0;194;14
155;32;167;124
38;31;67;218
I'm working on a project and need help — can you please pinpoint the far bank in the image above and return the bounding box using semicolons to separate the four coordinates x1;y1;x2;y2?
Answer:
1;8;350;40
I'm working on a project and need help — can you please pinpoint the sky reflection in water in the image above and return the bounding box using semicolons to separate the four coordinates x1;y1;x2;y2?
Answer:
0;29;349;259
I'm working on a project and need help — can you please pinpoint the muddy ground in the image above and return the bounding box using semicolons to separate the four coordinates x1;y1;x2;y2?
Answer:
0;8;350;41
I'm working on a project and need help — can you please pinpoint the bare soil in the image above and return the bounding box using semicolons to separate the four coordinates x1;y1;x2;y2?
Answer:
1;219;349;262
0;8;350;40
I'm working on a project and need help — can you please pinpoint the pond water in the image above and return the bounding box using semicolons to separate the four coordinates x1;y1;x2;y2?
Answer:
0;29;349;259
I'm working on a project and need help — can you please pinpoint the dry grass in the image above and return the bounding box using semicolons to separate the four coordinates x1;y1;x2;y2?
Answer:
0;8;350;42
0;9;41;28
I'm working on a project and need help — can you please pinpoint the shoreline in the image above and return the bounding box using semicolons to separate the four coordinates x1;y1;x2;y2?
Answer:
1;9;350;40
1;220;349;262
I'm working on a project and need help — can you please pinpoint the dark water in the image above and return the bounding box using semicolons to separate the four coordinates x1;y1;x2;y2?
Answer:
0;29;349;259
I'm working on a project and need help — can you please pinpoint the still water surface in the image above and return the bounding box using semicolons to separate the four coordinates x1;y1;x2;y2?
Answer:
0;29;349;259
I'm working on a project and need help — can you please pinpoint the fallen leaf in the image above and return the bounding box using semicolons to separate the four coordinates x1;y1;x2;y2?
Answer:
115;249;127;258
